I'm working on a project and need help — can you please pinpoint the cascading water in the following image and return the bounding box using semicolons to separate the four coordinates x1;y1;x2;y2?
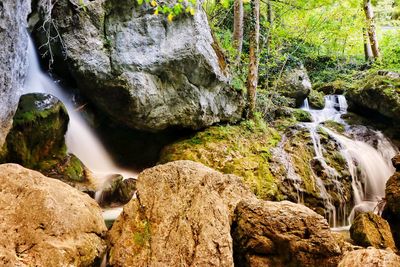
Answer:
301;95;398;228
24;37;137;218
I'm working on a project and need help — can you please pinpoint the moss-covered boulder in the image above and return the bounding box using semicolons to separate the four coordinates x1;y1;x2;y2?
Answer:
350;212;396;250
1;93;93;189
292;109;313;122
314;80;351;95
160;120;282;200
347;72;400;122
308;89;325;109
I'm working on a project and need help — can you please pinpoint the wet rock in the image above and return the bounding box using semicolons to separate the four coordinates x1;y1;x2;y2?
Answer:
338;247;400;267
232;199;342;267
0;163;107;266
34;0;244;132
392;154;400;172
347;72;400;122
1;93;94;190
97;174;136;208
0;0;31;145
383;166;400;248
107;160;255;267
277;65;312;106
350;212;396;250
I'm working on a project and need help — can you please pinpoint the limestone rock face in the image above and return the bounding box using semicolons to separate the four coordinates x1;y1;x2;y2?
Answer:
350;212;396;250
34;0;244;132
107;160;255;267
338;248;400;267
232;199;342;267
0;0;31;145
0;164;107;266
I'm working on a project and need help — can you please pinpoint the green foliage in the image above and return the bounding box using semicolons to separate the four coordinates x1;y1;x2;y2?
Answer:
137;0;196;20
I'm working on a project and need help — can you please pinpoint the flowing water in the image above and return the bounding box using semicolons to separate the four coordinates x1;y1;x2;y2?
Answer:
301;95;397;228
24;37;137;218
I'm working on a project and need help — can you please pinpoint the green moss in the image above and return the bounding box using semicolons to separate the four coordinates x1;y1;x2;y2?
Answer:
133;220;151;247
160;120;283;200
308;90;325;109
323;120;345;133
292;109;312;122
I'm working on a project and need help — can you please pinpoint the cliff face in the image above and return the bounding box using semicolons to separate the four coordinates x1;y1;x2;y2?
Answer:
0;0;31;145
34;0;245;132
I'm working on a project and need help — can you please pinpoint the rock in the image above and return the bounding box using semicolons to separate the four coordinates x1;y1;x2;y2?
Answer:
34;0;244;132
338;247;400;267
0;0;31;145
347;72;400;122
308;89;325;109
314;80;350;95
1;93;94;189
392;154;400;172
96;174;136;208
159;121;284;200
107;160;255;267
350;212;396;250
292;109;312;122
277;65;311;106
232;199;342;267
383;167;400;248
0;163;107;266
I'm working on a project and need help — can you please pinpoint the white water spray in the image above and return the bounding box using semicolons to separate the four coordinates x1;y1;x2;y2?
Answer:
302;95;397;228
24;38;137;189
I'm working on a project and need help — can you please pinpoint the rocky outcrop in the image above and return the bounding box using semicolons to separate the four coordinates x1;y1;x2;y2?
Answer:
1;93;94;190
383;156;400;248
107;160;255;267
276;65;312;106
347;72;400;122
338;248;400;267
308;89;325;109
0;0;31;145
0;164;107;266
34;0;244;132
350;212;396;250
232;199;342;267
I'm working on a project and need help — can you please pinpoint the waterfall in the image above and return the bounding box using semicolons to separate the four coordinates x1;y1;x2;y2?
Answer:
301;95;397;228
24;38;137;190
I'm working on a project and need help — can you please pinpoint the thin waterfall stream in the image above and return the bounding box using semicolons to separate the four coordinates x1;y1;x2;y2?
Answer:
24;37;137;219
301;95;398;229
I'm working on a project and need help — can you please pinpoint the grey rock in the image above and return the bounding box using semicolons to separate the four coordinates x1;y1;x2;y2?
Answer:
34;0;244;131
0;0;31;145
277;65;312;106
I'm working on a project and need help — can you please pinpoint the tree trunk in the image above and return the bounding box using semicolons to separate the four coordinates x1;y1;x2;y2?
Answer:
233;0;244;65
363;0;380;59
363;27;373;61
246;0;260;119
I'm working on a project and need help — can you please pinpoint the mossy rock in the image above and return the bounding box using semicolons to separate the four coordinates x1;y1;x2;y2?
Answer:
2;93;93;189
308;90;325;109
322;120;345;133
292;109;312;122
4;93;69;167
160;119;283;200
314;80;352;95
347;71;400;122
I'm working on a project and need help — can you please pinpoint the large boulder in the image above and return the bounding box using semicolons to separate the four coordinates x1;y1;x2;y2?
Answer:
34;0;244;132
232;199;342;267
0;0;31;145
276;64;312;107
347;72;400;122
350;212;396;250
0;164;107;266
383;158;400;248
338;247;400;267
107;160;255;266
1;93;94;190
